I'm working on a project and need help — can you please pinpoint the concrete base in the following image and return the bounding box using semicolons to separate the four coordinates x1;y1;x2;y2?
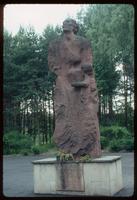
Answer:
32;156;123;196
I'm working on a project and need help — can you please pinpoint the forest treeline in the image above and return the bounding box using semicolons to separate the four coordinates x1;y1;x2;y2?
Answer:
4;4;134;149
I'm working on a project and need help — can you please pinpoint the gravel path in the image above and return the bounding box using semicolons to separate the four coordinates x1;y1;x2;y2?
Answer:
3;152;134;197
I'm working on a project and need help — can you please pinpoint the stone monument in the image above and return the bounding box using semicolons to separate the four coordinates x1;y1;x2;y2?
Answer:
48;19;101;159
32;19;123;196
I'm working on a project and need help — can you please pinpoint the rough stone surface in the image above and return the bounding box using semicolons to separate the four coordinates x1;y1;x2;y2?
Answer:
48;19;101;159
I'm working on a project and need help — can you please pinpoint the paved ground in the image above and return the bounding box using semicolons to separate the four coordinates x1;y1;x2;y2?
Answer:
3;152;134;197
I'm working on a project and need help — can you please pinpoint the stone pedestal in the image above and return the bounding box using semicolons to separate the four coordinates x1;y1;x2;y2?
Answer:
32;156;123;196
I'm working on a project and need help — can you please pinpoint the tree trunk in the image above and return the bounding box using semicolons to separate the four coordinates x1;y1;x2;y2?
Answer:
45;100;48;143
98;93;101;122
108;94;113;120
48;93;51;143
124;71;128;128
52;87;55;131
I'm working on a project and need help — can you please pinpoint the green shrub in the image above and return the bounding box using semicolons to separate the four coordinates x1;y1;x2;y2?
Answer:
120;138;134;151
109;140;123;152
3;131;33;155
31;142;57;155
100;126;130;140
31;146;40;155
21;149;29;156
100;126;134;152
109;138;134;152
44;142;56;150
100;136;109;149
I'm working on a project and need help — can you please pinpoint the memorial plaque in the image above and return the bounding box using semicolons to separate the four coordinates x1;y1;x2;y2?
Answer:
56;163;85;191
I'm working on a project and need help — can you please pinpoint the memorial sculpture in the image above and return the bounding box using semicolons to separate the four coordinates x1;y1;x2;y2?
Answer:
33;19;123;195
48;19;101;160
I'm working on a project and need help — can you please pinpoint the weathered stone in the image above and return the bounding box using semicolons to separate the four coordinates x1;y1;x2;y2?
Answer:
56;163;84;191
81;64;93;74
32;156;123;195
48;19;101;159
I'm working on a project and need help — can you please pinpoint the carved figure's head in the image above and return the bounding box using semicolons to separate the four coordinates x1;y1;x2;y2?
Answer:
63;19;79;34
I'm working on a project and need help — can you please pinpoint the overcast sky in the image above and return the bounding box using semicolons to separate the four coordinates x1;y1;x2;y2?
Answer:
4;4;89;35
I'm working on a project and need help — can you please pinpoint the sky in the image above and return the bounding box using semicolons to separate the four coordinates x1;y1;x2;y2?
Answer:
4;4;89;35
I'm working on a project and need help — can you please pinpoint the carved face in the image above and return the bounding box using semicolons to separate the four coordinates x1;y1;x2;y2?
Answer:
63;19;78;34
